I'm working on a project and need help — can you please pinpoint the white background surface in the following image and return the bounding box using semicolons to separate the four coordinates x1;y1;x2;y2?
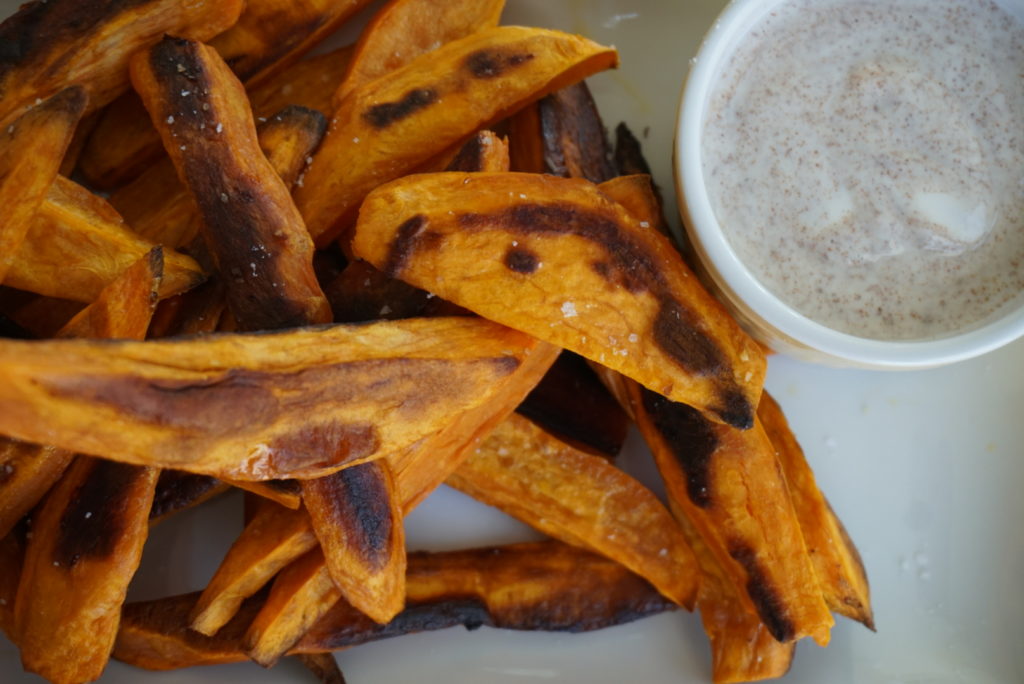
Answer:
2;1;1023;683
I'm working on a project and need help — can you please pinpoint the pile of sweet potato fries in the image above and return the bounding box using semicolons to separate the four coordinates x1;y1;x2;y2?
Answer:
0;1;873;683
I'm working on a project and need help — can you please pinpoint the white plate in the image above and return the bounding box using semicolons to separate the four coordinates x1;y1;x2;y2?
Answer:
3;1;1024;683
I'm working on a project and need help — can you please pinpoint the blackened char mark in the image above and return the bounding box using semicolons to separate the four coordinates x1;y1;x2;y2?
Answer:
55;458;149;568
0;0;153;85
504;246;540;274
728;541;796;642
444;134;484;172
383;215;427;278
362;88;437;129
312;461;395;570
149;470;222;521
640;388;718;508
464;49;534;79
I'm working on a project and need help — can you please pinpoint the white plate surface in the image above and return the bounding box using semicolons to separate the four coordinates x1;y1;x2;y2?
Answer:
2;1;1023;683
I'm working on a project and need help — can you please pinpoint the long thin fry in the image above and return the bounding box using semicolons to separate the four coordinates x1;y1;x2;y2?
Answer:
294;26;618;246
0;318;545;480
190;504;318;636
447;412;699;609
131;36;331;331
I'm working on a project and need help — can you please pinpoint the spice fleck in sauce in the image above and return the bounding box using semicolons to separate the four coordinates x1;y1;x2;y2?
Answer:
703;0;1024;340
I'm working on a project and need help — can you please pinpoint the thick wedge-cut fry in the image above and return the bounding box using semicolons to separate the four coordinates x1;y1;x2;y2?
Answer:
244;547;342;666
0;250;163;541
0;0;242;130
131;37;330;331
448;413;698;608
516;351;629;458
5;176;204;303
149;471;229;526
0;317;544;480
538;81;616;183
0;87;86;286
757;393;874;629
13;248;163;683
333;0;505;106
302;460;406;624
629;383;833;645
352;172;765;428
295;26;618;246
113;541;674;670
191;504;318;636
259;106;328;189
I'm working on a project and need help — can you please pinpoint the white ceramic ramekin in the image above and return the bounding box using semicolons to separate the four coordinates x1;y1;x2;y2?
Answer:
674;0;1024;369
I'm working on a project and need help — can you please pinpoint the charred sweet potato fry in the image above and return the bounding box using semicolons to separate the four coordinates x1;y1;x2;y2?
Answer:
515;351;629;458
444;129;511;174
294;653;346;684
191;503;318;636
0;317;545;480
0;0;242;131
294;26;618;246
148;471;229;526
0;87;86;286
628;382;833;645
351;171;765;428
0;441;75;541
301;460;406;624
757;393;874;629
82;42;354;191
113;541;674;670
14;458;159;683
538;81;616;182
244;547;342;667
448;413;698;608
333;0;505;106
5;176;204;303
131;37;331;331
326;260;454;323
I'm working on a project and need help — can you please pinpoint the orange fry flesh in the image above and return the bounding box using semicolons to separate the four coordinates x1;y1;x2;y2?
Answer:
447;412;699;609
294;26;618;246
351;171;765;428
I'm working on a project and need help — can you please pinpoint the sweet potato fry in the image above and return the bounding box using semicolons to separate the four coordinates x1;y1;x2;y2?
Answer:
12;247;163;683
244;547;342;667
301;460;406;624
259;106;328;189
443;129;511;174
294;26;618;246
148;471;229;526
0;249;163;541
131;37;331;331
228;480;303;511
508;102;545;173
629;383;833;645
538;81;616;182
191;503;318;636
351;171;765;428
757;392;874;629
82;42;354;191
515;351;629;458
333;0;505;106
5;176;205;303
0;0;243;131
0;317;545;480
447;413;698;608
326;260;457;323
0;87;86;286
113;541;675;670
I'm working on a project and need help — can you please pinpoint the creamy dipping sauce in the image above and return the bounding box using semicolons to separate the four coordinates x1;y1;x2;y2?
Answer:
702;0;1024;340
